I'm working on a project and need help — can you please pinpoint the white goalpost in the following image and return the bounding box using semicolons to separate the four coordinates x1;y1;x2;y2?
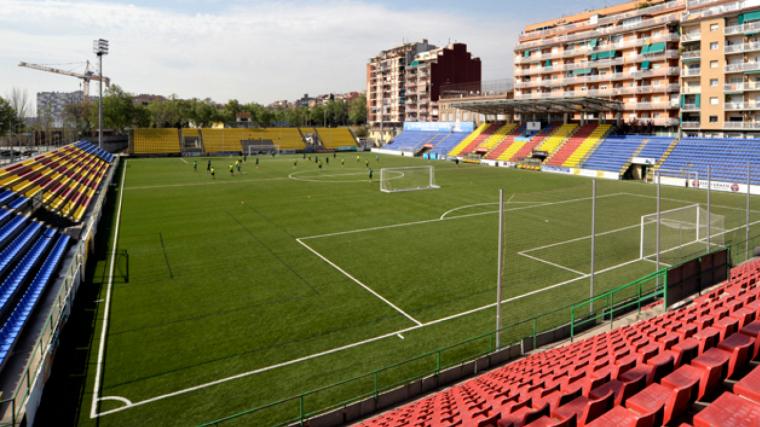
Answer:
380;166;440;193
640;203;725;260
247;144;280;155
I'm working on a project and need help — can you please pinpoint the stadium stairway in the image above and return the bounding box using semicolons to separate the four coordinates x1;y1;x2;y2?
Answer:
649;138;682;178
361;258;760;427
501;126;557;163
448;123;494;157
536;124;578;159
476;124;518;155
561;124;612;168
544;124;596;167
485;126;525;160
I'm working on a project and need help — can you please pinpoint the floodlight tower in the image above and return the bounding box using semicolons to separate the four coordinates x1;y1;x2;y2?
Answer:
93;39;109;149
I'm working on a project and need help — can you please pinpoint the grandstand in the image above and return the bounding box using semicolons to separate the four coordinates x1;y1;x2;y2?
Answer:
536;124;578;157
660;138;760;185
132;128;181;155
0;140;114;426
314;128;358;150
476;123;518;154
485;125;524;161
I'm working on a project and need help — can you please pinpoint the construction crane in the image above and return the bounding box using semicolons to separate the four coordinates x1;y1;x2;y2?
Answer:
18;60;111;98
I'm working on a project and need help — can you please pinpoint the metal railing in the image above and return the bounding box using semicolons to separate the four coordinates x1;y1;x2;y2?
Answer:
439;79;513;100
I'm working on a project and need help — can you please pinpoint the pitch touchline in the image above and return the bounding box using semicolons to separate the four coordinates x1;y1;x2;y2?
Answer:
90;160;127;419
92;252;650;418
296;238;422;326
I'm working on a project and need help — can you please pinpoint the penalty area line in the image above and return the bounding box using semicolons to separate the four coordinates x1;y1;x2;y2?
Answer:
90;253;651;419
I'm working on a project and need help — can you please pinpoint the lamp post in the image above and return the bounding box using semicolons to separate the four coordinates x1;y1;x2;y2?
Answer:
93;39;109;150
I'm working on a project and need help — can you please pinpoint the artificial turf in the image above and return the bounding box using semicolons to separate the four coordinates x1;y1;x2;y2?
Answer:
36;152;760;426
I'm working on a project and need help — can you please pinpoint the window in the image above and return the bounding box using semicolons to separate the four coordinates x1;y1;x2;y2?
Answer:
710;42;719;50
711;79;719;87
709;116;718;123
710;23;719;31
710;60;719;69
710;97;719;105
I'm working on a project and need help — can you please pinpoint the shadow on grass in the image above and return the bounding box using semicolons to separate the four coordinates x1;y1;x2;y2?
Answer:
34;161;122;427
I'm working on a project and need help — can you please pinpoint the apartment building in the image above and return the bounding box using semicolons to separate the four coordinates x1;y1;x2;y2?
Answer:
367;41;480;128
404;43;481;123
681;0;760;138
367;40;436;128
514;0;684;129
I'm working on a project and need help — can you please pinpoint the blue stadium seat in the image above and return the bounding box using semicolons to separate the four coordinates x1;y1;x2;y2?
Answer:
661;138;760;184
0;233;69;365
0;222;42;280
0;216;27;247
0;228;56;316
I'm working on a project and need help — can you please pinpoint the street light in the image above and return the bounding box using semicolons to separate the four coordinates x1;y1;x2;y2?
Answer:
93;38;109;150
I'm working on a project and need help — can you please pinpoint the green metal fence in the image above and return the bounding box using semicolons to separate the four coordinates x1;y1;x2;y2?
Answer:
199;268;668;426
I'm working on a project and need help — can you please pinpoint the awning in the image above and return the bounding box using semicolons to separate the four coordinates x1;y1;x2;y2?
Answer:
644;42;666;55
739;10;760;25
544;59;552;67
745;70;760;75
641;61;651;70
680;95;685;108
574;68;593;76
695;94;701;108
409;60;419;67
523;50;531;58
589;38;598;48
593;50;616;60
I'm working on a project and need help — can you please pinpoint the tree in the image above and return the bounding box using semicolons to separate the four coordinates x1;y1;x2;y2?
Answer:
7;88;29;131
62;101;93;135
348;94;367;126
0;97;20;138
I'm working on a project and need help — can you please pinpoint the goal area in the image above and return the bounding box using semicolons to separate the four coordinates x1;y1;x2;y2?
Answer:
380;166;440;193
640;204;725;264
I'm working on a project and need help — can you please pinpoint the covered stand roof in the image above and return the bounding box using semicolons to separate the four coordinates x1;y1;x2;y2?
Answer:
448;96;623;115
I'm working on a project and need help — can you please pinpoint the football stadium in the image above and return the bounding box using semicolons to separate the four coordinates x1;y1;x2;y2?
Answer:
6;0;760;426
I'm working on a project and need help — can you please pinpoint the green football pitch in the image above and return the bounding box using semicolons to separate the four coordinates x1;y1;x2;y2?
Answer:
51;153;760;426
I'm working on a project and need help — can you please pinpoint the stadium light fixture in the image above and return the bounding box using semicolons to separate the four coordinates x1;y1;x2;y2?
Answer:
93;39;109;150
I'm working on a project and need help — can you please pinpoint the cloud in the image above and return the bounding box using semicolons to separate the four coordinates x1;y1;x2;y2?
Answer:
0;0;520;111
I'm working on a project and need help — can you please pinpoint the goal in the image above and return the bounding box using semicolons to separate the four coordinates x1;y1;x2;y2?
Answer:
640;204;725;262
380;166;440;193
246;144;280;156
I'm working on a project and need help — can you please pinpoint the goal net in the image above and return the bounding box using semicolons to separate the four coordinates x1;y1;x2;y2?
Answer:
640;204;725;264
246;144;280;155
380;166;440;193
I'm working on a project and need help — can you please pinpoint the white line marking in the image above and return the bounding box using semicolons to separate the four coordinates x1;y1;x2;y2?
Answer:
642;258;672;267
178;158;188;164
623;192;760;214
305;193;626;241
519;252;587;276
296;238;422;326
93;253;652;418
90;160;127;419
97;395;133;407
521;223;641;254
397;333;405;340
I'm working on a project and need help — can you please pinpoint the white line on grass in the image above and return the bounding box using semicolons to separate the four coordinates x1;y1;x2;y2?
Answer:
90;160;127;419
178;158;188;164
296;238;422;326
304;193;626;241
519;252;587;276
93;253;653;418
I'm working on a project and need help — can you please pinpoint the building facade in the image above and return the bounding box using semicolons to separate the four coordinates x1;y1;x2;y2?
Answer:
511;0;760;138
514;0;683;130
367;40;481;128
36;91;87;128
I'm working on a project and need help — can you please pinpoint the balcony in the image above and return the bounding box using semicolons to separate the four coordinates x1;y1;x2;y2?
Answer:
681;32;701;42
633;67;680;79
637;117;681;127
683;86;701;94
726;62;760;73
682;68;701;77
724;121;760;130
517;13;682;50
725;42;760;55
681;121;700;129
682;104;700;112
726;102;760;111
725;82;760;92
626;102;678;110
725;21;760;36
518;1;684;44
682;50;701;60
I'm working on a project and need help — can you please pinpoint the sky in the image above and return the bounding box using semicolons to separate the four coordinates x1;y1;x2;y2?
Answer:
0;0;615;113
